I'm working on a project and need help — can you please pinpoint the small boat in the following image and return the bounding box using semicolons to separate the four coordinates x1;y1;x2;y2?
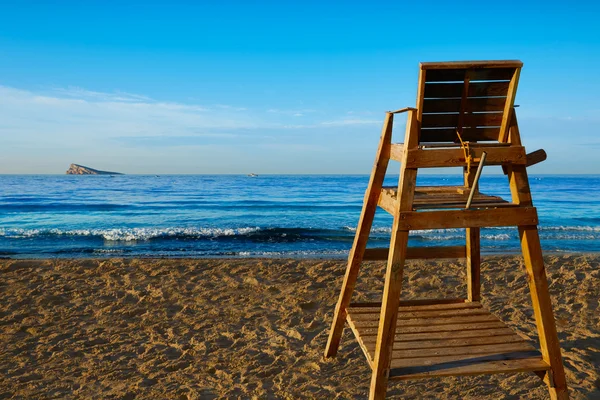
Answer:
248;173;258;177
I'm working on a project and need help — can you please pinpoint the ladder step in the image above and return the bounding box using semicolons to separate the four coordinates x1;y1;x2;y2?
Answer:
379;186;514;213
398;207;538;230
363;246;465;260
345;301;550;381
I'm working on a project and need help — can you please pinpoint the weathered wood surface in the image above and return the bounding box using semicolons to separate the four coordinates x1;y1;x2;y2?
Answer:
392;207;538;230
420;60;523;70
345;301;549;381
324;112;394;358
404;146;526;168
378;186;512;213
369;108;419;400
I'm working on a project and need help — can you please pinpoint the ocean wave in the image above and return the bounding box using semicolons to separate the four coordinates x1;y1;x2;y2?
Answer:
0;227;262;241
539;226;600;232
1;225;597;244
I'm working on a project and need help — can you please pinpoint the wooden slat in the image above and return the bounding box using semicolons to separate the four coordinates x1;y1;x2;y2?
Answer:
422;112;504;128
324;112;395;359
466;227;481;302
369;109;420;399
424;82;510;98
351;314;500;329
420;127;499;142
360;327;517;343
389;357;549;380
425;68;515;82
389;143;404;161
370;335;526;351
378;186;513;213
346;313;374;367
345;298;549;381
363;245;465;260
423;97;507;113
350;307;490;321
420;60;523;70
348;300;473;313
392;342;536;360
498;69;521;142
355;321;508;336
405;146;527;168
396;207;538;230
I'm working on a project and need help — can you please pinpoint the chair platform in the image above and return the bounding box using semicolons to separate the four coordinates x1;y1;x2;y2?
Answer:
379;186;514;213
345;301;550;380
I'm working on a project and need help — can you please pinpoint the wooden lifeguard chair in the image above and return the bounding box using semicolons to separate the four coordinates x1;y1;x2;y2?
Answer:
324;60;568;399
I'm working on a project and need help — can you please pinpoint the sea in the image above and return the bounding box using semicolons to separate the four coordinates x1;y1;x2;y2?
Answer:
0;174;598;258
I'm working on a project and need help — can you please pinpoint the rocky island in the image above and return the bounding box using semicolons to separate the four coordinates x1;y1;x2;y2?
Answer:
66;164;123;175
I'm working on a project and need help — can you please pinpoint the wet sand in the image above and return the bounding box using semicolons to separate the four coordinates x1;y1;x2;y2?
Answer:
1;255;599;399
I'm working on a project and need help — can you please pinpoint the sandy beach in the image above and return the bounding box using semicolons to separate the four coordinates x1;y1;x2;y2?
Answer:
1;255;598;399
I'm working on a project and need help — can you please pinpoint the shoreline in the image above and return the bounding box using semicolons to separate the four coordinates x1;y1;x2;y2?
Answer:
4;249;600;260
1;254;598;398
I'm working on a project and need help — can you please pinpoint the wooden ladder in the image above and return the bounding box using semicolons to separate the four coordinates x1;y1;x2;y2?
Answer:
323;61;569;400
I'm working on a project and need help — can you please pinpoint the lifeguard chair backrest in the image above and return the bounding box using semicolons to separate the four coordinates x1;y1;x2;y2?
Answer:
417;60;523;143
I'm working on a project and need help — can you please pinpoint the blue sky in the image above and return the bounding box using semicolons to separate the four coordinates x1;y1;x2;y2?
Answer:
0;1;599;174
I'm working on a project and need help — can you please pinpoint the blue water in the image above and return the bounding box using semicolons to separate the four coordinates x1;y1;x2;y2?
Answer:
0;174;598;258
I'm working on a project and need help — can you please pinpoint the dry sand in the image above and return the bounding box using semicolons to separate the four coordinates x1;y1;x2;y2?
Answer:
0;255;598;399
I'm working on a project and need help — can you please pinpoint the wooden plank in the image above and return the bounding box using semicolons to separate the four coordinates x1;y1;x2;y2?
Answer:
350;307;490;321
359;327;517;343
466;227;481;302
389;357;549;380
425;68;515;82
396;207;538;230
422;112;504;128
509;177;569;398
379;187;513;213
356;321;508;336
416;68;427;135
391;342;535;360
405;146;527;168
420;127;499;142
371;334;525;351
363;335;528;355
324;112;395;359
415;201;516;210
391;349;541;369
424;82;510;98
498;68;521;142
363;245;465;260
420;60;523;70
382;186;506;202
349;298;468;309
526;149;547;167
369;110;420;400
389;143;404;161
352;314;500;328
423;97;507;113
346;313;374;367
377;189;396;214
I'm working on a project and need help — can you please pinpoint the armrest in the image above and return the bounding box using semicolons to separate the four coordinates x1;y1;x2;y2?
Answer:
526;149;547;167
502;149;547;174
387;107;417;114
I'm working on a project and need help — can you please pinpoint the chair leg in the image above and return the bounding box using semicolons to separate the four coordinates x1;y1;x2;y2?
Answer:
466;227;481;302
369;229;409;400
324;114;393;358
519;226;569;400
